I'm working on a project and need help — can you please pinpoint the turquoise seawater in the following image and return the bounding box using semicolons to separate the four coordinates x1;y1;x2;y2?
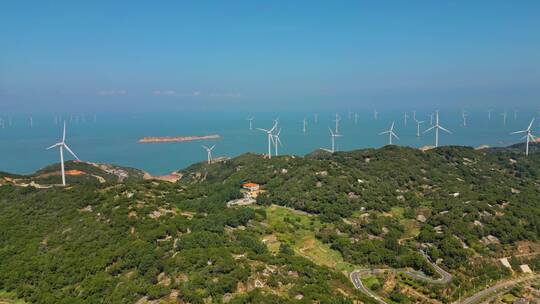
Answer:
0;110;536;175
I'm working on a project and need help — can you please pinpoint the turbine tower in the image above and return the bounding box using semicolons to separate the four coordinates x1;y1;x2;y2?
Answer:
373;109;378;121
247;117;254;130
488;109;492;120
202;145;215;164
461;111;468;127
273;128;283;156
501;111;507;126
354;112;358;125
423;111;451;148
257;121;277;159
511;118;536;156
302;118;307;134
379;121;399;145
415;119;425;137
46;121;80;186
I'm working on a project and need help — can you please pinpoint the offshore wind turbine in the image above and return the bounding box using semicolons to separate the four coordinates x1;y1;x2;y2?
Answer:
354;112;358;125
247;117;254;130
513;109;518;120
46;121;80;186
314;113;318;123
302;118;307;134
379;121;399;145
29;116;33;128
257;121;277;159
423;111;451;148
511;118;536;156
273;128;283;156
333;113;341;133
373;109;378;120
461;110;468;127
488;109;493;120
415;119;425;137
403;112;409;127
412;110;417;121
501;111;507;126
202;145;215;164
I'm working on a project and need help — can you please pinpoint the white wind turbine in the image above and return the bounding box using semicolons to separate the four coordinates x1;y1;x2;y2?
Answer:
273;128;283;156
379;121;399;145
247;117;254;130
488;109;493;120
354;112;358;125
323;127;343;153
461;110;468;127
333;113;341;133
373;109;378;120
513;109;518;120
414;119;425;137
46;121;80;186
412;110;417;121
423;111;451;148
314;113;318;123
302;118;307;134
501;111;507;126
511;118;536;156
403;112;409;127
202;145;215;164
257;121;278;159
429;113;434;126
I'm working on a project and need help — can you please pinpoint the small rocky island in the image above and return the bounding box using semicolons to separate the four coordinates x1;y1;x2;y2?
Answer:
138;134;220;143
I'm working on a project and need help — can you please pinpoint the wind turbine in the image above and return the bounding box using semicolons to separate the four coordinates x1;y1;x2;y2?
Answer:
273;128;283;156
429;113;434;126
511;118;536;156
202;145;215;164
354;112;358;125
403;112;409;127
325;127;343;153
333;113;341;133
415;119;425;137
314;113;318;123
257;121;277;159
423;111;451;148
412;110;417;121
379;121;399;145
461;110;468;127
247;117;254;130
46;121;80;186
302;118;307;134
501;111;507;126
29;116;33;128
488;109;493;120
513;109;518;120
373;109;378;120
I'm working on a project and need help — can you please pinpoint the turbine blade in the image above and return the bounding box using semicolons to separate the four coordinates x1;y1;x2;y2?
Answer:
62;121;66;142
439;126;452;134
392;132;400;140
46;143;61;150
511;130;527;135
63;144;80;161
256;128;269;132
423;126;435;133
528;118;535;130
379;131;390;135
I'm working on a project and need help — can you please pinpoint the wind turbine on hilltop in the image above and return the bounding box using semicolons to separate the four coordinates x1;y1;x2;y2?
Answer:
511;118;536;156
415;119;425;137
257;121;278;159
202;145;215;164
273;128;283;156
324;127;343;153
379;121;399;145
46;121;80;186
423;111;451;148
247;117;254;130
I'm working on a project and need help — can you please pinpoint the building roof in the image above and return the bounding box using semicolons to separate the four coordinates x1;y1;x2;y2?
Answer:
243;182;259;187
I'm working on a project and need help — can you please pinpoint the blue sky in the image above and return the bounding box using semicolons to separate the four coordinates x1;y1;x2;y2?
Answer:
1;1;539;112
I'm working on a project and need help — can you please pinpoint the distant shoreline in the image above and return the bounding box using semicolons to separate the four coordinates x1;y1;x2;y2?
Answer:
138;134;220;143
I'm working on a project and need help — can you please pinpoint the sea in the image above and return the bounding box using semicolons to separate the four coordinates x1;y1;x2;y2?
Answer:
0;110;535;175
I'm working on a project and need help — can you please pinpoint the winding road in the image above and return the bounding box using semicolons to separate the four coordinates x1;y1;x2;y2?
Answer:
349;250;452;304
456;274;540;304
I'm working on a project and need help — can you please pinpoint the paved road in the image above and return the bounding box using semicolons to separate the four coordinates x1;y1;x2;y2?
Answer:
349;250;452;303
456;274;540;304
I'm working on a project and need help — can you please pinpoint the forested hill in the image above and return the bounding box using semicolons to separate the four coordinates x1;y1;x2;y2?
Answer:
0;144;539;303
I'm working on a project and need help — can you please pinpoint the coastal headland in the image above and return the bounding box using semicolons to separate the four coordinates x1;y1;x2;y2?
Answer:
138;134;220;143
